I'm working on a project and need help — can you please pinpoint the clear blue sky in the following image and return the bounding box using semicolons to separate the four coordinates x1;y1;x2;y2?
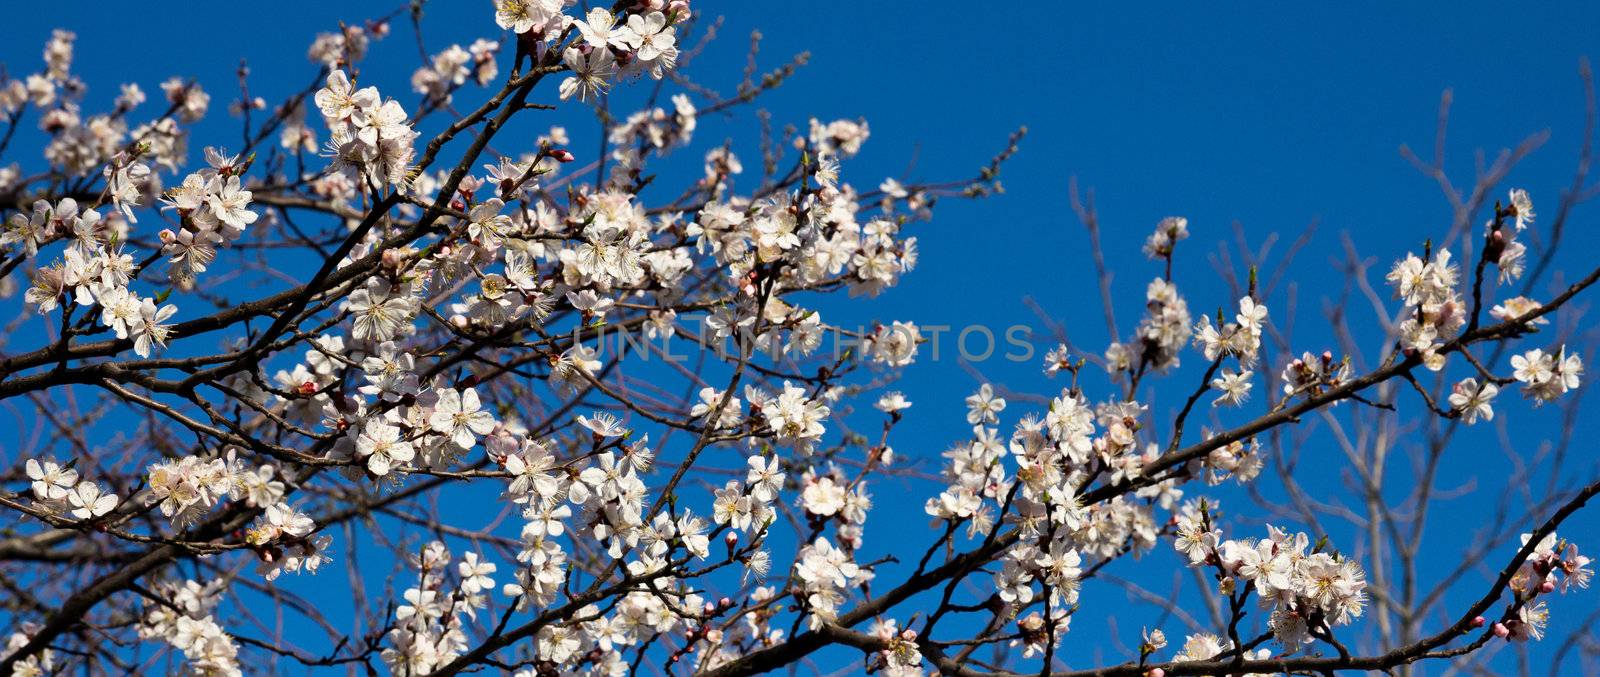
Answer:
3;1;1598;673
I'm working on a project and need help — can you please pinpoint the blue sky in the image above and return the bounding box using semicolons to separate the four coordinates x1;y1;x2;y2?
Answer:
3;1;1599;673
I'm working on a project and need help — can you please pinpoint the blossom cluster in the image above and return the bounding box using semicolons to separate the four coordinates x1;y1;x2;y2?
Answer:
315;69;417;189
23;457;117;520
1195;294;1268;405
381;541;482;673
0;27;262;365
139;579;242;677
157;147;259;285
1176;511;1368;650
1387;247;1464;370
1497;532;1592;641
1131;277;1193;372
12;197;179;356
1511;345;1584;404
412;39;500;104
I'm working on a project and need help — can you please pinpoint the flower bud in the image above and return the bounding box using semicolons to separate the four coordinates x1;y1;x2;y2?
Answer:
1484;227;1507;261
1492;622;1510;639
550;149;575;163
1471;616;1486;628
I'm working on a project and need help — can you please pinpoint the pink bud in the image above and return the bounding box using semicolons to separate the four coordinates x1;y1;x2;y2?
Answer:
1492;622;1510;639
1540;580;1556;593
1471;616;1486;628
1147;670;1165;677
725;531;739;546
1484;228;1507;260
551;149;575;163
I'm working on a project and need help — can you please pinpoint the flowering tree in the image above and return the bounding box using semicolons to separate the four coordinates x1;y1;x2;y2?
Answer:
0;3;1596;676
